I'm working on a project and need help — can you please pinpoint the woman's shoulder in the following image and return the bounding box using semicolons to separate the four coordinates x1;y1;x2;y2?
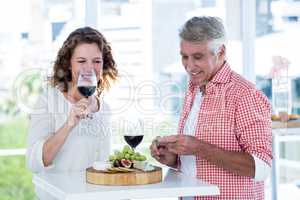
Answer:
41;84;65;100
32;84;66;114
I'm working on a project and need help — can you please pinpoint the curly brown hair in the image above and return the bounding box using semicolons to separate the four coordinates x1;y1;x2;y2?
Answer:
50;27;118;96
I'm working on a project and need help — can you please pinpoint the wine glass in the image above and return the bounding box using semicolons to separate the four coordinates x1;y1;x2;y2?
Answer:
123;118;144;151
77;69;97;118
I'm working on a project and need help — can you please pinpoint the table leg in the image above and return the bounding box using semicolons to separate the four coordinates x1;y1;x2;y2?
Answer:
272;134;280;200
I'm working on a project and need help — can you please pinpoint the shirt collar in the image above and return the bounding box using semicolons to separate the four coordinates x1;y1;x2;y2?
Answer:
187;61;232;94
209;61;232;84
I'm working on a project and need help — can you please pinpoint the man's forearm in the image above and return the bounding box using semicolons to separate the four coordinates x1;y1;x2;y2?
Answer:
197;141;255;178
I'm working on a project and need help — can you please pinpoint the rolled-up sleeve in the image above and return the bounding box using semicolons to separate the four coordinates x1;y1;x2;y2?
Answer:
235;89;272;166
26;90;55;173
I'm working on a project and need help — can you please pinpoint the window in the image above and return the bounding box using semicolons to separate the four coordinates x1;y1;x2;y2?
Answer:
255;0;300;198
0;0;85;199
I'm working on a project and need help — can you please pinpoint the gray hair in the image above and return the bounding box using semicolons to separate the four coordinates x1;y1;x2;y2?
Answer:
179;16;226;54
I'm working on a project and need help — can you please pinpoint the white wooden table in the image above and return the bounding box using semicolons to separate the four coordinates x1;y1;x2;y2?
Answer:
33;168;220;200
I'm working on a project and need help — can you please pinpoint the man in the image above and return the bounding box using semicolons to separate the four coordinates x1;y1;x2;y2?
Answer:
150;16;272;200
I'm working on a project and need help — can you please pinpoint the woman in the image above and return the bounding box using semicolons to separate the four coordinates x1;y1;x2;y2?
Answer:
26;27;118;199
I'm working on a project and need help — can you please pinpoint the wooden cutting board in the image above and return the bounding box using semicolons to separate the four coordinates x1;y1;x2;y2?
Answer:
86;166;162;186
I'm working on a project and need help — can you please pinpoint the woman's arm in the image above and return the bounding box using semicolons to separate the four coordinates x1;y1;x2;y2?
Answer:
42;122;73;166
42;97;91;166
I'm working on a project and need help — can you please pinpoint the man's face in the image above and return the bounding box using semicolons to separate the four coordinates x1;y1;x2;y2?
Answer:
180;40;224;87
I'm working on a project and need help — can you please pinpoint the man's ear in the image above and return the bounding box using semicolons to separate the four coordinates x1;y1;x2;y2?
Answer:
218;44;226;57
215;44;226;66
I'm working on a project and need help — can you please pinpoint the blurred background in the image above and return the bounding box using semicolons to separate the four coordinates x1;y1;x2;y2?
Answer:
0;0;300;199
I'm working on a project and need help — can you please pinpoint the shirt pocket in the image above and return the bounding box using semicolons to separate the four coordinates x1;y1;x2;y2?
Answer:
197;100;238;150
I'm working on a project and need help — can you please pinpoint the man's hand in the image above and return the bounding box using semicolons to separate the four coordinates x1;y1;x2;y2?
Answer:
158;135;201;155
150;137;178;168
159;135;255;178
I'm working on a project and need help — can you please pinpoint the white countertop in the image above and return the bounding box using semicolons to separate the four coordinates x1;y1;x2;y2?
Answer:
33;168;220;200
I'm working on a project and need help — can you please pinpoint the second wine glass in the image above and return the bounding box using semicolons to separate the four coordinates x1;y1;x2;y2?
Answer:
124;135;144;150
123;118;144;151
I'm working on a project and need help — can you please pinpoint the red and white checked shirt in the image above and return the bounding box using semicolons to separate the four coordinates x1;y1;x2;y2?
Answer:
178;62;272;200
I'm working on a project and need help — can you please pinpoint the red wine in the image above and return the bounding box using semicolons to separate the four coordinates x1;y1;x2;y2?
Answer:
77;86;96;97
124;135;143;149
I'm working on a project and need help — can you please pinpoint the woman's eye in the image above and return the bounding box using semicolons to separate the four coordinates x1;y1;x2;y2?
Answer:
94;60;102;64
78;60;85;63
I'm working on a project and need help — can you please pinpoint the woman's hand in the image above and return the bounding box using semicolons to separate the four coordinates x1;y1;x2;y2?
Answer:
67;98;91;127
88;95;100;113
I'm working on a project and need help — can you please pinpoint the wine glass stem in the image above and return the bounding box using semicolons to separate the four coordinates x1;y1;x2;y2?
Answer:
84;96;93;119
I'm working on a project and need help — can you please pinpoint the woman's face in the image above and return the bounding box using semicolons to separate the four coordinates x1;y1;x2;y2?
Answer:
70;42;103;85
